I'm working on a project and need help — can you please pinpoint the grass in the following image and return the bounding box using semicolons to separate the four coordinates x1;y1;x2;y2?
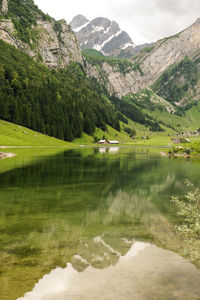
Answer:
82;49;104;57
170;140;200;156
1;118;194;149
0;120;71;147
73;124;134;145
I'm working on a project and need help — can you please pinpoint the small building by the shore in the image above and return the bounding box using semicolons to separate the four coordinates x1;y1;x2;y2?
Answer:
98;140;108;144
108;140;119;144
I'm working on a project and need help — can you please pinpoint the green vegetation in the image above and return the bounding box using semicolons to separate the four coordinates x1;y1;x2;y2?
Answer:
73;124;135;145
121;87;200;134
171;140;200;156
152;56;200;104
83;51;143;75
131;45;155;64
0;119;72;146
82;49;104;58
0;39;120;142
172;180;200;263
124;127;136;137
111;95;163;132
1;1;200;146
4;0;50;45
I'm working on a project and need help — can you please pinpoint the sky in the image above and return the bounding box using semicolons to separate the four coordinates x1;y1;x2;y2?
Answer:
34;0;200;45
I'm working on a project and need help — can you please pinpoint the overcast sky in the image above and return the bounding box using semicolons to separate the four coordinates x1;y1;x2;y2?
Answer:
34;0;200;44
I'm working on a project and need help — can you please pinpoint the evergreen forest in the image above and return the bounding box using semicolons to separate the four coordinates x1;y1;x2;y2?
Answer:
0;40;120;141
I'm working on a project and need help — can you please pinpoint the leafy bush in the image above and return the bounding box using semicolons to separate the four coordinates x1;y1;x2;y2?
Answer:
124;127;136;137
171;141;200;156
172;180;200;262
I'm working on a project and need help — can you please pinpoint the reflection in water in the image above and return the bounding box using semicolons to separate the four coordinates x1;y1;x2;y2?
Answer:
98;147;107;154
0;148;200;300
108;147;119;154
98;147;119;154
18;240;200;300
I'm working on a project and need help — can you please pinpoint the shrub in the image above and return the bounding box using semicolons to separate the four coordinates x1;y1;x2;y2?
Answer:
172;180;200;262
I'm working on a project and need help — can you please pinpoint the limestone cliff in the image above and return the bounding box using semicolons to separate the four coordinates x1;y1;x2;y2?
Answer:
0;0;82;68
0;0;8;14
86;18;200;98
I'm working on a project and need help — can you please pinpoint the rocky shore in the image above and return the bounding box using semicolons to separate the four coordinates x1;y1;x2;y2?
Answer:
160;151;199;158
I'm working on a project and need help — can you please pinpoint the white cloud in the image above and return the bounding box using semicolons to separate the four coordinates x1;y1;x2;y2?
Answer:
34;0;200;44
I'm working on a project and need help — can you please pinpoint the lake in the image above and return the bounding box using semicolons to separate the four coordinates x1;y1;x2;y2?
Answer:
1;147;200;300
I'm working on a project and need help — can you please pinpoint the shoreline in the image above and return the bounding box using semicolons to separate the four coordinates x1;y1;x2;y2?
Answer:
0;144;172;149
160;151;200;158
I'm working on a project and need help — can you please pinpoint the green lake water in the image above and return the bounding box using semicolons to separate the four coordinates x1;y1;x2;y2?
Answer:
0;147;200;300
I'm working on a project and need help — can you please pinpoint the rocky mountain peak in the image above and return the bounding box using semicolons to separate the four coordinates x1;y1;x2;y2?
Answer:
86;16;200;99
70;15;135;58
70;14;89;30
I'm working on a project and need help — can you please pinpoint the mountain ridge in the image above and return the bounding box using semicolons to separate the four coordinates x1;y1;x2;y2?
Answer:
70;14;136;58
84;17;200;99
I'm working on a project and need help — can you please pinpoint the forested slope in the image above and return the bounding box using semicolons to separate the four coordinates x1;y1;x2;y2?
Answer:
0;40;120;141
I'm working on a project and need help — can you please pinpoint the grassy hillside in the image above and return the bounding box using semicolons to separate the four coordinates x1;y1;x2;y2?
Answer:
0;119;170;147
0;119;71;146
82;49;104;58
122;88;200;133
152;56;200;107
73;124;134;145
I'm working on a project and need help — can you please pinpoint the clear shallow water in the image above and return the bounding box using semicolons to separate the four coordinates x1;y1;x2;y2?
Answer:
0;147;200;300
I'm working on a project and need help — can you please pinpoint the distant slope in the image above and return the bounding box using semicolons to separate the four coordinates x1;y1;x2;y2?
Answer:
122;90;200;133
152;56;200;107
84;18;200;98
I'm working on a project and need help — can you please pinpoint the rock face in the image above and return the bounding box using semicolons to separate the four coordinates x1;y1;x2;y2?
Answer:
1;0;8;14
35;19;83;68
70;14;89;30
0;1;82;68
70;15;135;58
86;18;200;98
86;61;142;98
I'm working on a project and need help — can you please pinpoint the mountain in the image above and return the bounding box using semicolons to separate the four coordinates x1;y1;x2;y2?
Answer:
84;17;200;100
0;0;200;143
70;15;135;58
0;0;82;68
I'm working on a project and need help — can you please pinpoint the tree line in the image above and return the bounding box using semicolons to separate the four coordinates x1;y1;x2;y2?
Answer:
0;40;120;141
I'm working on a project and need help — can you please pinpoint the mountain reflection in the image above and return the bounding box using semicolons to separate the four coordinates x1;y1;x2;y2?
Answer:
18;240;200;300
1;148;200;300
